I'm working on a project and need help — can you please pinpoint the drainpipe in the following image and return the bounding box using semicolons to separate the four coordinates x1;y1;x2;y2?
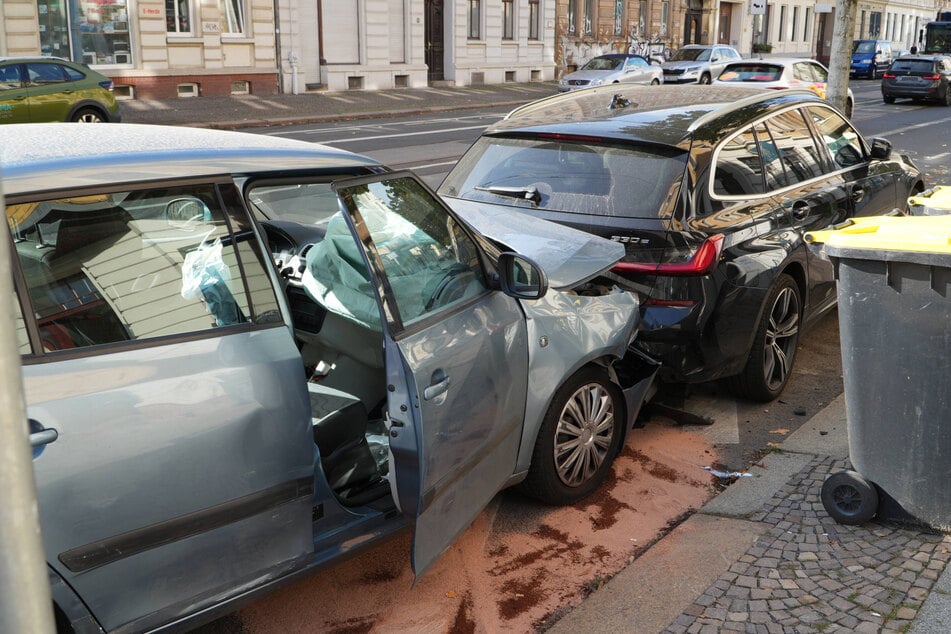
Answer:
273;0;284;93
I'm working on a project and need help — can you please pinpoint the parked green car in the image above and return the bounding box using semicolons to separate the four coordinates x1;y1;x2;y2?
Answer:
0;56;121;123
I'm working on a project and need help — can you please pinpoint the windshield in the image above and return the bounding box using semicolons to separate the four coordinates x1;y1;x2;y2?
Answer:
852;41;876;54
439;136;687;219
672;48;711;62
581;56;624;71
925;25;951;54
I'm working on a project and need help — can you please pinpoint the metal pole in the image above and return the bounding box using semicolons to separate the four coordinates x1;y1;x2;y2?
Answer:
0;172;56;632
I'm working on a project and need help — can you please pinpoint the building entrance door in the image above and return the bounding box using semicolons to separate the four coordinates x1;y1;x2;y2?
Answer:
425;0;445;82
719;4;732;44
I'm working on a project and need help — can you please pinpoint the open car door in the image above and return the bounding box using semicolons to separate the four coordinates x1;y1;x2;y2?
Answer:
332;172;530;575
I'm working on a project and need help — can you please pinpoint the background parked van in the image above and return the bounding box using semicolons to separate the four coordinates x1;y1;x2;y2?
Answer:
851;40;893;78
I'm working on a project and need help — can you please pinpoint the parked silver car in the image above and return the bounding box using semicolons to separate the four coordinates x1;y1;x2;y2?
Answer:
558;54;663;91
661;44;741;84
3;124;656;633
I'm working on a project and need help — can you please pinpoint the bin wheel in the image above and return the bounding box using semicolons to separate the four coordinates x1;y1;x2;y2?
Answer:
821;470;878;525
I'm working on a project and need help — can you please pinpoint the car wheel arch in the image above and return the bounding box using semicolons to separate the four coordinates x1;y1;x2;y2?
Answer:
67;101;109;122
48;564;101;634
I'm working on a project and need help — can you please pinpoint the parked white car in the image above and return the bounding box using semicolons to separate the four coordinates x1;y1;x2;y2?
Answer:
559;54;663;92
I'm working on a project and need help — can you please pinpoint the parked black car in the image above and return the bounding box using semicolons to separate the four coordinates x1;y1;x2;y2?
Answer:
881;55;951;105
439;86;923;400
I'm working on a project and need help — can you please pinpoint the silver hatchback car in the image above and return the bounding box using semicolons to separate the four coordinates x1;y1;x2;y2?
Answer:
3;124;655;632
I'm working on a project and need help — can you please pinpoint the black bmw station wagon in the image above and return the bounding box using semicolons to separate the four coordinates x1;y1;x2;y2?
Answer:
439;86;923;400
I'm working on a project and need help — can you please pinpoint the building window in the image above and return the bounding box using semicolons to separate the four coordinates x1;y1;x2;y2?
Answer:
567;0;576;35
614;0;624;35
529;0;540;40
221;0;245;34
638;0;647;36
468;0;481;38
503;0;514;40
778;5;786;42
583;0;593;35
804;8;812;42
661;1;669;36
72;0;133;65
869;12;881;38
166;0;190;33
791;6;799;41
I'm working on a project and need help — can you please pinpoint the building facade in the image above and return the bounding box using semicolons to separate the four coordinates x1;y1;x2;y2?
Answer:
0;0;946;99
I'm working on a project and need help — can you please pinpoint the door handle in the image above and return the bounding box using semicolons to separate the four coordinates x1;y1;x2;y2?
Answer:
29;426;58;448
851;187;866;203
423;370;450;401
791;200;810;220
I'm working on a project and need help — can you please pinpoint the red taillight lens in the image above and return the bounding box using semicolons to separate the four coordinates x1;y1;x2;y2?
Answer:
98;79;114;91
883;72;897;79
922;74;941;81
612;234;724;277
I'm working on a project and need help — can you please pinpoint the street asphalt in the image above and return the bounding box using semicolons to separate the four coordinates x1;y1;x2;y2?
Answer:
120;82;951;633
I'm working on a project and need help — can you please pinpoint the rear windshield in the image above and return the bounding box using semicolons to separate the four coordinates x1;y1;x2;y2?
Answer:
439;136;687;219
718;64;783;82
891;60;936;73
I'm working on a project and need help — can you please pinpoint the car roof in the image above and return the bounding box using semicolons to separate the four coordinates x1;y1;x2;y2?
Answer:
0;56;73;63
489;85;823;146
0;123;381;196
725;57;822;66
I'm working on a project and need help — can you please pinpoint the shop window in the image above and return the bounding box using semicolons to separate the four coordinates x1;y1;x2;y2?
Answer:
74;0;133;66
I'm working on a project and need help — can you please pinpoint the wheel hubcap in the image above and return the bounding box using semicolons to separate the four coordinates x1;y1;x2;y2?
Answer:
554;383;615;488
832;484;862;514
763;287;800;391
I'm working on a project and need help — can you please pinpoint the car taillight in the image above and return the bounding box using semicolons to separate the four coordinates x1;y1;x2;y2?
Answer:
611;234;724;277
99;79;114;91
922;74;941;81
883;72;897;79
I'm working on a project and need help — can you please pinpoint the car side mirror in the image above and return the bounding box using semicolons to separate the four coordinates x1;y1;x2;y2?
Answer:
498;252;548;300
869;137;892;160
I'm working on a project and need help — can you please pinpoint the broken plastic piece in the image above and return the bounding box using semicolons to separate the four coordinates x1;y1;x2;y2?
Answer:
702;465;753;479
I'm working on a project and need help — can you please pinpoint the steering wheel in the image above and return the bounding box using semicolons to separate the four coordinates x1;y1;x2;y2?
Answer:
424;263;474;312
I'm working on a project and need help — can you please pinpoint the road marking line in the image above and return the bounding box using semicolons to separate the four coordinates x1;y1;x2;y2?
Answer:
923;152;951;162
313;123;491;145
263;114;504;137
876;116;951;137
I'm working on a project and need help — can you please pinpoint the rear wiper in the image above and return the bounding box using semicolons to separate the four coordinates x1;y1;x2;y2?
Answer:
474;185;541;205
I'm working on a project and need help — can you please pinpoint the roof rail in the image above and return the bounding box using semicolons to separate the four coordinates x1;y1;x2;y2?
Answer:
686;88;821;132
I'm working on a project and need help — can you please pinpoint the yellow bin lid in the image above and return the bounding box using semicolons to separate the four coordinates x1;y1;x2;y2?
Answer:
805;214;951;255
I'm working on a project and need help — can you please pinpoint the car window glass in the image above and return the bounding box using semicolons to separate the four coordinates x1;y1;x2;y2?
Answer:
806;106;866;169
441;136;687;219
762;110;825;186
629;57;648;67
713;126;766;197
26;63;67;85
793;63;813;82
8;186;256;353
811;63;828;82
63;66;85;82
339;177;487;326
0;65;22;90
754;122;789;191
12;290;32;354
718;63;782;82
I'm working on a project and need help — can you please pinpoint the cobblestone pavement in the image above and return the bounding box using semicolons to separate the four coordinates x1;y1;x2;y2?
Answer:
666;457;951;634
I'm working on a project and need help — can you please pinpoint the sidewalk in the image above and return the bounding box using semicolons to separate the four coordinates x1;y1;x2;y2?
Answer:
117;81;559;129
549;394;951;633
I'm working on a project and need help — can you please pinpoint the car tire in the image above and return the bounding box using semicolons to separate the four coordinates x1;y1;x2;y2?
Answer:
727;273;801;402
518;366;625;505
883;95;896;104
845;98;854;118
699;74;711;85
821;470;878;525
944;87;951;107
651;78;660;85
71;107;107;123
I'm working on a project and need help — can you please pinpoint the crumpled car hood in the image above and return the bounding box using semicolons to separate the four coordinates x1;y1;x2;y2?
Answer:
444;198;624;290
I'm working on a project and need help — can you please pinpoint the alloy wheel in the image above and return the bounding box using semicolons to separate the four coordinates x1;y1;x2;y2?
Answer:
553;382;615;487
762;287;800;392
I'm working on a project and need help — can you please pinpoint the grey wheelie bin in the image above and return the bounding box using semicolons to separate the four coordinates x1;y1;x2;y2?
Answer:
806;215;951;529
